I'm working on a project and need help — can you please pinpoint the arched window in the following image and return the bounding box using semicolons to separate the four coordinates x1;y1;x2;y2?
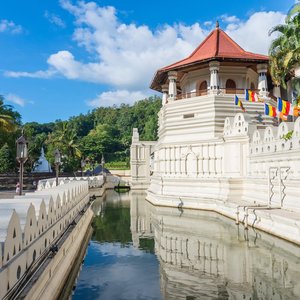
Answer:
226;79;236;94
250;82;255;90
198;81;207;96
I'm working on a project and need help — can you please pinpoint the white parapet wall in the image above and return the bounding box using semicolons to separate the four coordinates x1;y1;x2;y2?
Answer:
37;175;104;190
130;128;157;189
0;180;91;299
132;111;300;244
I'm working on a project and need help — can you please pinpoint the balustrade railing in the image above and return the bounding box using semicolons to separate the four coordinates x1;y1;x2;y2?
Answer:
174;88;274;101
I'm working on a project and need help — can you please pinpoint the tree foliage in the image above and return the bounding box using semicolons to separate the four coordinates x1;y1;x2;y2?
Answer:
269;4;300;98
0;96;21;171
0;95;161;174
0;143;14;173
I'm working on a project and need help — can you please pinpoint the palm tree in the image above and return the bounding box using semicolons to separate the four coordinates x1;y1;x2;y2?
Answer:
46;121;82;172
0;97;18;134
287;0;300;22
0;114;16;132
269;9;300;97
0;95;20;138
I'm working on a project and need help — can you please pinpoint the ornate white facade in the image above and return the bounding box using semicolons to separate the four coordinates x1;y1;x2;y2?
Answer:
130;26;300;244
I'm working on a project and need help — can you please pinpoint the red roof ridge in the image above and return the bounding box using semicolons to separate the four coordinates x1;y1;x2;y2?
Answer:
160;27;268;71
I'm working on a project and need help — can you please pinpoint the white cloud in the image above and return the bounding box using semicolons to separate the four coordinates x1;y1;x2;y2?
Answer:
6;93;27;107
44;11;66;28
4;1;287;108
87;90;149;107
220;14;240;23
225;11;286;54
204;21;213;27
4;69;56;79
0;19;23;34
6;0;206;90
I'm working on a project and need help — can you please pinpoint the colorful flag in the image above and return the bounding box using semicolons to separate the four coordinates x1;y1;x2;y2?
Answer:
234;95;245;112
245;89;258;102
277;97;292;115
264;103;277;117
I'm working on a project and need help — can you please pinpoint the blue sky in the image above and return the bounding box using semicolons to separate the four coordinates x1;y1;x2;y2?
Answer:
0;0;294;123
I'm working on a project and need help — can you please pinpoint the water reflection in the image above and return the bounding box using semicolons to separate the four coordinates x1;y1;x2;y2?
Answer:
130;191;300;300
73;190;300;300
72;190;162;300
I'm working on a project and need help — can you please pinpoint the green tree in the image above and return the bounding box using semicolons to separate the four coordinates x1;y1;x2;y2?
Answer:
23;122;53;171
0;96;21;146
80;124;123;163
287;1;300;22
46;121;82;172
0;143;14;173
269;8;300;97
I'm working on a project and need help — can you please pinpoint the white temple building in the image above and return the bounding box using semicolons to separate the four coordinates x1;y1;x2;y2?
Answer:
32;147;52;173
131;24;300;244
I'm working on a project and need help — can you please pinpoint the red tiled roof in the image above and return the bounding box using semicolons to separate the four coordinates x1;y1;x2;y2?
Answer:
162;28;268;71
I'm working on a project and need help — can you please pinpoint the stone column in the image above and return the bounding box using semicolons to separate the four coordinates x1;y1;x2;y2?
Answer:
257;64;269;98
209;61;220;94
168;71;177;101
162;84;169;105
132;128;139;143
273;86;281;98
294;66;300;78
286;80;293;102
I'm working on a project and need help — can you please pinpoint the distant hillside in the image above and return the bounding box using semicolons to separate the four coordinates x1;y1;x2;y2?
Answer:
20;96;162;173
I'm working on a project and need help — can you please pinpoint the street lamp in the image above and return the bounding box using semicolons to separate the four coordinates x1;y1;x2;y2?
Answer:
54;149;61;186
81;159;86;177
101;154;105;179
16;133;28;195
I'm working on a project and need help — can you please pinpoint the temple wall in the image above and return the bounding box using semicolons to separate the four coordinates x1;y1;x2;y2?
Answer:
0;180;92;299
158;94;274;145
130;128;157;189
130;103;300;244
143;112;300;213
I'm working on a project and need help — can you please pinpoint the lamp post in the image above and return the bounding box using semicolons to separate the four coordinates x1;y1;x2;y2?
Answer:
16;133;28;196
54;149;61;186
101;154;105;181
81;159;86;177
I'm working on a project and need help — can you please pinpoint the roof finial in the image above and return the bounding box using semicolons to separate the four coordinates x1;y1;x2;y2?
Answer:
216;20;219;28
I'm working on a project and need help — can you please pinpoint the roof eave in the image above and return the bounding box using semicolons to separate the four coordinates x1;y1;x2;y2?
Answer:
150;56;269;92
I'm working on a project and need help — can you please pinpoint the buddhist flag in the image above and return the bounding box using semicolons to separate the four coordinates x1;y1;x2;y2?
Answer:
277;97;292;115
245;89;258;102
264;103;277;117
234;95;245;112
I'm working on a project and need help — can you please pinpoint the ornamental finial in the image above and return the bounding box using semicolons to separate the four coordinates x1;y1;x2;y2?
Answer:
216;20;219;28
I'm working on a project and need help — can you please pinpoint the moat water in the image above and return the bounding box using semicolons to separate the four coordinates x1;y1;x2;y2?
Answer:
72;190;300;300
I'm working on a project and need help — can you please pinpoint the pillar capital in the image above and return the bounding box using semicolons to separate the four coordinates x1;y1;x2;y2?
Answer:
257;63;268;73
209;61;220;70
162;83;169;93
168;71;177;81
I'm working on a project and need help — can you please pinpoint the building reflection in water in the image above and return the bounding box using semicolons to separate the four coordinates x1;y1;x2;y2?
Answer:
130;191;300;300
